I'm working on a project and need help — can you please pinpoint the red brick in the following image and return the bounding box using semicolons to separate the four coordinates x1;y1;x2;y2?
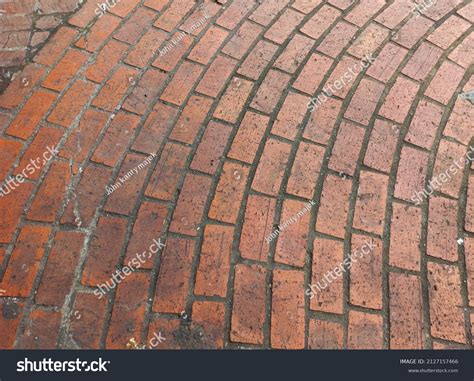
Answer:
195;225;233;298
169;174;212;236
146;318;180;349
389;272;424;349
189;26;229;64
0;64;45;109
19;309;61;349
108;0;141;17
348;310;383;349
125;28;167;68
214;77;253;123
425;60;464;105
230;263;266;345
240;194;276;262
133;103;178;155
449;32;474;69
180;3;220;36
238;40;278;80
316;174;351;239
48;80;96;127
389;202;422;271
106;272;150;349
14;125;63;180
367;42;408;83
375;0;412;28
0;182;34;244
428;15;471;49
76;14;122;52
292;0;322;13
59;109;109;174
405;100;443;150
304;98;342;145
146;142;190;200
209;161;249;224
42;49;89;92
216;0;254;30
395;15;433;49
275;34;314;74
221;21;262;59
60;164;113;227
350;235;382;309
275;199;312;267
344;0;385;26
154;0;195;31
153;32;195;72
427;196;458;262
35;26;78;66
92;66;139;112
329;121;365;176
348;22;389;58
265;8;305;45
0;299;24;349
271;92;309;140
36;231;84;306
190;301;225;349
364;119;399;173
466;238;474;306
114;7;156;44
69;292;108;349
394;146;429;203
91;111;140;166
196;55;238;98
271;268;305;349
287;142;324;199
0;138;24;180
427;262;466;343
228;112;269;164
252;138;291;196
123;202;167;269
7;90;56;139
422;0;463;21
191;121;232;175
300;4;341;40
0;225;51;298
432;139;466;198
293;53;333;95
250;0;290;26
104;153;152;215
169;95;212;144
381;77;419;124
27;161;71;222
458;2;474;22
317;21;358;58
251;70;291;114
122;69;167;115
160;61;203;106
85;39;129;83
310;237;344;314
353;171;389;235
68;0;100;27
308;319;343;349
402;42;443;82
345;78;384;125
444;95;474;146
467;177;474;233
81;216;128;287
153;237;194;313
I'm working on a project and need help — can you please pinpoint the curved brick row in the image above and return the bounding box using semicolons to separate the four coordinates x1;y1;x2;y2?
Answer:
0;0;473;349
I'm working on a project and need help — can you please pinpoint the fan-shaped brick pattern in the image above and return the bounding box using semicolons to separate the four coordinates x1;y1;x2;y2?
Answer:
0;0;473;350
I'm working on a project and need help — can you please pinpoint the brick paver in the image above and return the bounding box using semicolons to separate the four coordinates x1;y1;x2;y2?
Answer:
0;0;473;350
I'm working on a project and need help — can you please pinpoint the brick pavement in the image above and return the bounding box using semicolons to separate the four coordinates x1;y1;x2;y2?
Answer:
0;0;473;349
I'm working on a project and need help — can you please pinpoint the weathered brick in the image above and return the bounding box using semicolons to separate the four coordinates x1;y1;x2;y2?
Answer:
394;146;429;203
344;78;384;125
364;119;399;173
214;77;253;123
427;196;458;262
196;55;238;98
19;309;61;349
348;310;383;349
265;8;305;44
405;100;443;150
160;61;203;106
76;14;122;52
329;121;365;176
308;319;343;349
379;76;419;124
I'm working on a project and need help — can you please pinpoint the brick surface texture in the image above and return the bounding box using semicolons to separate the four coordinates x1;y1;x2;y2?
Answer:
0;0;473;350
